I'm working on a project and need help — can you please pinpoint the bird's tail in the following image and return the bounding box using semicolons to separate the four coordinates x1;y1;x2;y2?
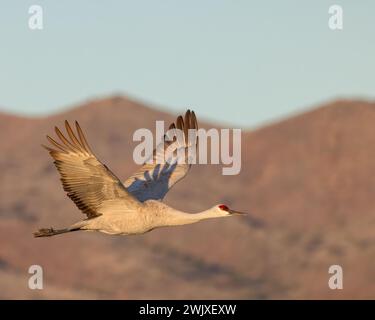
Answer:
33;227;76;238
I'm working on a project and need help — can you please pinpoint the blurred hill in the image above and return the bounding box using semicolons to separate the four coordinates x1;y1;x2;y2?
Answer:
1;97;375;299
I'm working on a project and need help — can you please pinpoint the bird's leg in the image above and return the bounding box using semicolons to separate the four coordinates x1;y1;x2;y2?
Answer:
33;227;71;237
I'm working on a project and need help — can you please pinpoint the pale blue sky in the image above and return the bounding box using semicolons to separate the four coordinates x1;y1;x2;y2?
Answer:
0;1;374;127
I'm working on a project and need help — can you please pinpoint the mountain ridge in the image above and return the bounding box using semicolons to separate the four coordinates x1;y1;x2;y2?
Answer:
1;96;375;299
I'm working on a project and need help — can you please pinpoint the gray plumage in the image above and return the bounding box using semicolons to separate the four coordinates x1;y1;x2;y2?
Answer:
34;111;249;238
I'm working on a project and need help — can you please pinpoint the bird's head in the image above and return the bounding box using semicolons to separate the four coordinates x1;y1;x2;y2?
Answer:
214;204;248;216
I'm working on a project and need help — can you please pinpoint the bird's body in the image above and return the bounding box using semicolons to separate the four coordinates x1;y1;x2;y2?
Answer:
34;110;251;238
58;201;229;236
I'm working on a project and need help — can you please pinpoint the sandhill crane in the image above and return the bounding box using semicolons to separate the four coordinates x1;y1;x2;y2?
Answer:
34;110;251;237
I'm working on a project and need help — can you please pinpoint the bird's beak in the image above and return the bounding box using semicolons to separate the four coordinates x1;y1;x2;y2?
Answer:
228;209;248;215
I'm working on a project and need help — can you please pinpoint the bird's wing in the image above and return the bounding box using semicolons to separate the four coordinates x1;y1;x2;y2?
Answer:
43;121;141;219
124;110;198;202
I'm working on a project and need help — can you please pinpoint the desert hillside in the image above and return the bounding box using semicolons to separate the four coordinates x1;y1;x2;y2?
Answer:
1;97;375;299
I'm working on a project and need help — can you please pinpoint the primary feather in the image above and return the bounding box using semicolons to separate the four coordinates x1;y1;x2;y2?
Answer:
43;120;141;219
124;110;198;202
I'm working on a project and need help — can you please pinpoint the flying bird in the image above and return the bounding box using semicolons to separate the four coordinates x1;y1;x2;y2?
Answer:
34;110;252;237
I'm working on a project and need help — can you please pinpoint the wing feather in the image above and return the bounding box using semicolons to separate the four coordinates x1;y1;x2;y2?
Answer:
44;121;141;218
124;110;198;202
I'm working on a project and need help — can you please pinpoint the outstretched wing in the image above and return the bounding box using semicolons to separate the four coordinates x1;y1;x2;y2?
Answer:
43;121;141;219
124;110;198;202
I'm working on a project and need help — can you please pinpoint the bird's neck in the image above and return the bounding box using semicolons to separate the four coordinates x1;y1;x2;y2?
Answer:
161;207;223;227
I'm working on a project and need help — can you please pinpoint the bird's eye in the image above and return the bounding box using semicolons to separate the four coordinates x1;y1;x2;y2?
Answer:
218;204;229;211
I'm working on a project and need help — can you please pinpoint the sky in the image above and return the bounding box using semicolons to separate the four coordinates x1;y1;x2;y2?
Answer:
0;1;374;127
